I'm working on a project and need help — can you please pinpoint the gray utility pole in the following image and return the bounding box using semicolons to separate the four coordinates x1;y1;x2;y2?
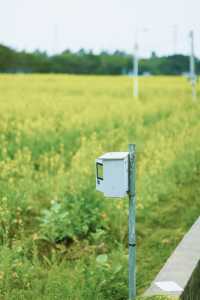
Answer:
128;144;136;299
189;30;196;101
173;25;178;54
132;28;149;98
53;24;59;54
133;43;139;98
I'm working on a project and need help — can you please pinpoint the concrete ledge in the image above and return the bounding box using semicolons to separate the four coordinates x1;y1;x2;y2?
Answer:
144;217;200;299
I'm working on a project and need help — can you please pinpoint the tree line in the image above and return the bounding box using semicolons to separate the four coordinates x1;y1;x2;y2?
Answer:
0;44;199;75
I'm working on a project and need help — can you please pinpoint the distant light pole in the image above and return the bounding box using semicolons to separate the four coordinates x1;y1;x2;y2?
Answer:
133;42;139;98
133;28;149;98
52;24;59;55
189;30;196;101
172;25;178;54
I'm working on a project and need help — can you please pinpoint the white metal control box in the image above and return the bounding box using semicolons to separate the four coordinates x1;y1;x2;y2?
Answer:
96;152;129;198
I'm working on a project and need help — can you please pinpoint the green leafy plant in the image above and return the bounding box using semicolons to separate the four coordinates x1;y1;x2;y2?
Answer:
39;190;107;242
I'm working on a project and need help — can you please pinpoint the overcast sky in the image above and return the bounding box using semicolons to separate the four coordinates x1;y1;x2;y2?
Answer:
0;0;200;57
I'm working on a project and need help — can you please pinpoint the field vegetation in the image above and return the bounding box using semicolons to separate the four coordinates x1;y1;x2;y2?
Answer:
0;74;200;299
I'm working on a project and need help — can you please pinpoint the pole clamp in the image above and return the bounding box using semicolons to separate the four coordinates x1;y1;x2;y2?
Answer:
129;243;136;247
128;192;136;198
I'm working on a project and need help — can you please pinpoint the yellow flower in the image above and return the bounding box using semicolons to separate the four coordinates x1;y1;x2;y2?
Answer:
101;213;108;220
12;272;18;279
0;272;4;280
32;233;39;241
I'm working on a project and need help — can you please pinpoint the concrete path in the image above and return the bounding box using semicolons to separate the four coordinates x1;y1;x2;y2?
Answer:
144;217;200;298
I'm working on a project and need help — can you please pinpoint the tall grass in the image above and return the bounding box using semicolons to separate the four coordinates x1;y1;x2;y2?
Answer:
0;75;199;299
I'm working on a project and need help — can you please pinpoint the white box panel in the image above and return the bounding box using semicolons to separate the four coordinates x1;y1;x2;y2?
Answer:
96;152;129;198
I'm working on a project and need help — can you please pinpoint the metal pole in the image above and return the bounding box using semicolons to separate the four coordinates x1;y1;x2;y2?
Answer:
133;43;139;98
128;144;136;299
189;30;196;101
173;25;178;54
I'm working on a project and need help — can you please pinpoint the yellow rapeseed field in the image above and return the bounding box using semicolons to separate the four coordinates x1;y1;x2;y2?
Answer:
0;74;199;299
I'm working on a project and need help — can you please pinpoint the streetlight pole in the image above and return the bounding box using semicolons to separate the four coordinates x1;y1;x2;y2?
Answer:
189;30;196;101
172;25;178;54
132;28;149;98
133;43;139;98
